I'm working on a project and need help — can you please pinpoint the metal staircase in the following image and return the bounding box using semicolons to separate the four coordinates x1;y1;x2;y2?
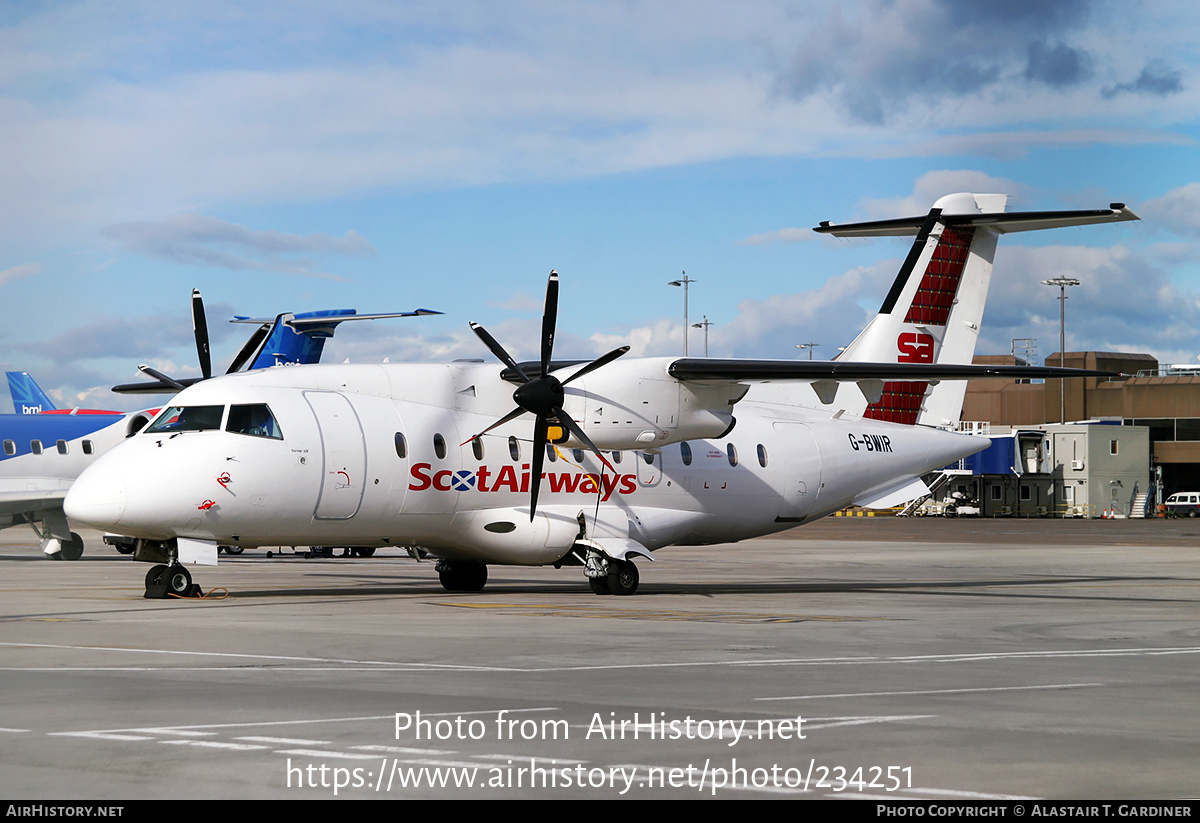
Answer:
897;468;971;517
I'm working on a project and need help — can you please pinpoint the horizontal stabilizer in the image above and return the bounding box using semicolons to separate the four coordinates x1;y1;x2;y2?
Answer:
230;309;443;326
815;204;1138;237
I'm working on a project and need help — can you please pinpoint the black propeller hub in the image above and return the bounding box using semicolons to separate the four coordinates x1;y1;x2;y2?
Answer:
513;375;563;417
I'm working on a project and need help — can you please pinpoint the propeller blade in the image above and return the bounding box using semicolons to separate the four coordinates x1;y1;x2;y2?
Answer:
540;271;558;379
561;345;630;386
137;364;187;391
460;406;527;446
470;322;531;383
226;323;271;374
556;414;615;473
528;415;548;521
192;289;212;380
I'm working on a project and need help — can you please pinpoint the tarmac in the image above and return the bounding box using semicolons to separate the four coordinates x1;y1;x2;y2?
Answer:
1;516;1198;799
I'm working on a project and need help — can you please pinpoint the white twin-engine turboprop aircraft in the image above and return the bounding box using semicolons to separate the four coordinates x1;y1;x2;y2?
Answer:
64;193;1137;598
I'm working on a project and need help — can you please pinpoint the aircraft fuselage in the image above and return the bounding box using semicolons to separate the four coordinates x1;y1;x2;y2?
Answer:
65;360;987;566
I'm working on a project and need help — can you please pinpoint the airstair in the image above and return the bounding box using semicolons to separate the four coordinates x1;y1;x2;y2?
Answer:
896;466;973;517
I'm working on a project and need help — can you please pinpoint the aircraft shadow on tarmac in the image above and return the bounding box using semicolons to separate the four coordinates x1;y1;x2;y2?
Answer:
212;572;1174;603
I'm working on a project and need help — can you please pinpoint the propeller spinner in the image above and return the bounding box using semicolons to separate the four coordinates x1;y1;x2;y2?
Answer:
467;271;630;520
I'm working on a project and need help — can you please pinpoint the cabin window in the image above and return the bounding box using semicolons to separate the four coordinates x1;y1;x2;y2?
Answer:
226;404;283;439
508;436;520;461
394;432;408;459
3;440;14;456
82;440;94;455
57;440;68;455
546;444;558;463
727;443;738;467
680;441;692;466
146;405;224;434
31;440;43;455
611;450;622;464
572;448;584;463
757;444;768;468
642;451;655;465
472;437;485;461
433;433;447;460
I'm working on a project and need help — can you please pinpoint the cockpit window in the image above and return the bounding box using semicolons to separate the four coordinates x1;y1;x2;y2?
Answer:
226;404;284;439
145;405;225;434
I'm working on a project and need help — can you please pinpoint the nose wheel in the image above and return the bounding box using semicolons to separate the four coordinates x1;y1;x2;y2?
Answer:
144;563;203;599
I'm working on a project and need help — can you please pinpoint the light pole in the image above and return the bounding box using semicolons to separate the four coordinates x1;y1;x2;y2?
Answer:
668;272;695;356
796;342;819;360
691;316;712;357
1041;276;1080;423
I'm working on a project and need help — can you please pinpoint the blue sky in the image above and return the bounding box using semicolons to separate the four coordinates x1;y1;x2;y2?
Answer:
1;0;1198;411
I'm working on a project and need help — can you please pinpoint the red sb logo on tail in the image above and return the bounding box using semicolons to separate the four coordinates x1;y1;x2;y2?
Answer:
897;332;935;363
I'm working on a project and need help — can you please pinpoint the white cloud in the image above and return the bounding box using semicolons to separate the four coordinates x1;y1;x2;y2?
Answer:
737;228;812;247
859;171;1030;218
103;214;373;279
1139;183;1200;237
0;263;39;284
1;2;1195;245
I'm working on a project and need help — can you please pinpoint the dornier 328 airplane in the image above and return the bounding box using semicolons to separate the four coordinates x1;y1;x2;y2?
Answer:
64;193;1137;597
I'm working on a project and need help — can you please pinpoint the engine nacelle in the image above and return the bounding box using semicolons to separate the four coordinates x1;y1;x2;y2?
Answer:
557;357;746;451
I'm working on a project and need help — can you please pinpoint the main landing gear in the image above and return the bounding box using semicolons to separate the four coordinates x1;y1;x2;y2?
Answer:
585;552;639;596
436;559;488;592
143;563;203;599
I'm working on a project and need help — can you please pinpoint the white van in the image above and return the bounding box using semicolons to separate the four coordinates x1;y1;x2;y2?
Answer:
1164;492;1200;517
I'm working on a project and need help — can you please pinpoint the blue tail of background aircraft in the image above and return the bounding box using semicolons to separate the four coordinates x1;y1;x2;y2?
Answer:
114;301;442;395
233;308;443;370
7;372;57;414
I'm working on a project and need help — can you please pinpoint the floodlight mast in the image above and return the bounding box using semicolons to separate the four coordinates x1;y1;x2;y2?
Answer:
1042;276;1081;423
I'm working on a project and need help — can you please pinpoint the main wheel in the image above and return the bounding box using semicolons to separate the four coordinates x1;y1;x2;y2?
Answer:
589;576;610;595
607;560;639;596
223;545;244;555
438;562;488;592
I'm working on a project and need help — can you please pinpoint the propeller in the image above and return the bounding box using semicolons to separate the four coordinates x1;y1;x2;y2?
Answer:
192;288;211;380
467;271;630;520
114;288;254;394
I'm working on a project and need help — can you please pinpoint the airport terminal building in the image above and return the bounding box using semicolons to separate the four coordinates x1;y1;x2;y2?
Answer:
930;351;1200;517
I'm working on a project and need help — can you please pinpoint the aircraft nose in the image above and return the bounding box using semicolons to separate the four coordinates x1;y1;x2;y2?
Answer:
64;464;127;530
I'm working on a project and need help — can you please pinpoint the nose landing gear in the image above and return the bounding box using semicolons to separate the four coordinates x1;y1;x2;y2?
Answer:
144;563;203;599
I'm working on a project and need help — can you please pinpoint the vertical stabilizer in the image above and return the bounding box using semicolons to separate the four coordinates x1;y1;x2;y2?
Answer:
813;194;1136;426
7;371;57;414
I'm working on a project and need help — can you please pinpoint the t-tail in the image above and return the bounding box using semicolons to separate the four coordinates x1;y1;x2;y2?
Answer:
816;192;1137;427
7;371;57;414
230;308;443;370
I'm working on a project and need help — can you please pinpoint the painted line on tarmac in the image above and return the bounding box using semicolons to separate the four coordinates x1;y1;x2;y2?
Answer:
756;682;1102;701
